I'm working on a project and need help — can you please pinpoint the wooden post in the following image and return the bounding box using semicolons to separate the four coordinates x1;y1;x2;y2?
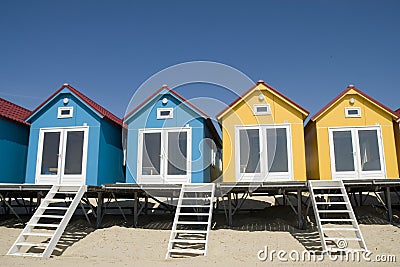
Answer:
133;192;138;227
386;187;393;223
297;189;303;229
96;192;103;229
228;192;232;227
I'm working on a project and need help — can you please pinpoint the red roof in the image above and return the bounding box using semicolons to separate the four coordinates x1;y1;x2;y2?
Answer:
29;84;122;126
216;80;309;119
123;85;209;121
310;86;399;121
0;98;31;126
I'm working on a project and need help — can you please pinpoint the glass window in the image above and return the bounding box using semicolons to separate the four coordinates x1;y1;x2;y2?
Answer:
358;130;381;171
333;131;355;172
142;132;161;175
167;131;187;175
239;129;260;173
266;128;289;172
40;132;61;175
64;131;84;175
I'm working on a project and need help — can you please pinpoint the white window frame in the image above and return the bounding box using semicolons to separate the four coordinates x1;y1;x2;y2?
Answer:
234;124;293;182
328;126;386;180
345;107;361;118
253;104;271;115
137;127;191;184
157;108;174;119
57;107;74;119
35;126;88;185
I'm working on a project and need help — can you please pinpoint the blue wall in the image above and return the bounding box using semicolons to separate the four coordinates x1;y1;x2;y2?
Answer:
0;118;29;183
98;120;124;184
25;89;123;185
125;90;219;184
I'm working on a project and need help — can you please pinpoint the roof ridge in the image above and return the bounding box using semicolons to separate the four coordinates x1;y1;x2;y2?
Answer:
310;85;398;121
28;84;122;126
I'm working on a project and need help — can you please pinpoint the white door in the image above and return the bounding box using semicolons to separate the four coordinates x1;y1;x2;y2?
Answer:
36;127;88;185
329;126;385;180
137;128;191;184
235;125;293;182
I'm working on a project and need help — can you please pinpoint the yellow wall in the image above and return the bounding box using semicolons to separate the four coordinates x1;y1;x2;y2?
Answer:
305;90;399;179
394;121;400;176
219;83;307;182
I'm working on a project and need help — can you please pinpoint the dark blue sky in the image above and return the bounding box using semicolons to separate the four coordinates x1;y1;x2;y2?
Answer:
1;1;399;119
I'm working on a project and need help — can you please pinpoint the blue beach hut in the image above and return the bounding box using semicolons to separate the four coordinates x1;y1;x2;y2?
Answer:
124;85;222;184
0;98;30;183
25;84;124;186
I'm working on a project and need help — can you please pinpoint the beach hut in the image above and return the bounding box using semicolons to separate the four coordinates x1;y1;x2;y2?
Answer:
305;85;399;180
124;85;221;184
216;80;309;182
25;84;124;186
0;98;31;183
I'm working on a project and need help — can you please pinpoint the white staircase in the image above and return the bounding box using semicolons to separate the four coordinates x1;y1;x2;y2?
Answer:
166;183;215;258
308;180;367;252
7;185;87;258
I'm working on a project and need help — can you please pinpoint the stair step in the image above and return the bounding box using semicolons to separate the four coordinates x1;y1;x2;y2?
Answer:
318;210;351;213
314;194;345;197
44;199;71;203
176;221;208;225
34;214;64;219
320;218;354;222
173;230;208;234
178;213;210;216
180;205;211;208
28;223;60;228
22;232;54;237
316;202;349;205
168;248;206;254
312;186;344;190
182;197;211;200
9;252;43;257
322;228;358;231
39;206;68;210
170;239;207;244
16;242;49;247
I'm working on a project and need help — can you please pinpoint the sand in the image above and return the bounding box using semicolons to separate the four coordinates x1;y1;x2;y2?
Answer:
0;204;399;266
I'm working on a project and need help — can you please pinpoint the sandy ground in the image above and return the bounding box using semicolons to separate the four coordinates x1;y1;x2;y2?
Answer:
1;199;400;266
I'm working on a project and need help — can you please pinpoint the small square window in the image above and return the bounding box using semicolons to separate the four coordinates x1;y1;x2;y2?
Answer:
157;108;173;119
345;107;361;118
58;107;73;118
253;104;271;115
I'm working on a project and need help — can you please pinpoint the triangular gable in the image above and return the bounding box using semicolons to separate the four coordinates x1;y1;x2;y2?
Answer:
123;85;209;123
216;80;309;121
0;98;31;126
26;84;122;126
310;85;399;122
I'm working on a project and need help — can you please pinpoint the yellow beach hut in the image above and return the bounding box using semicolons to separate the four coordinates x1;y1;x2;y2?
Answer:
305;85;399;180
216;80;309;182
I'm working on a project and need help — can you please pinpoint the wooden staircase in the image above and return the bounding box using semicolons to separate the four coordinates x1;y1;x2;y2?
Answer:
308;180;367;252
166;183;215;258
7;185;87;258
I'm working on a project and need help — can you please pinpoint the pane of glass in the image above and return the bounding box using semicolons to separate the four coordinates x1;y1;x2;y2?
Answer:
160;111;170;116
142;132;161;175
333;131;355;172
64;131;84;175
40;132;60;175
167;131;187;175
239;129;260;173
358;130;382;171
267;128;289;172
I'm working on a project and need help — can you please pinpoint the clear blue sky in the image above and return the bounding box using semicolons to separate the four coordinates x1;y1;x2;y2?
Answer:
1;0;399;119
